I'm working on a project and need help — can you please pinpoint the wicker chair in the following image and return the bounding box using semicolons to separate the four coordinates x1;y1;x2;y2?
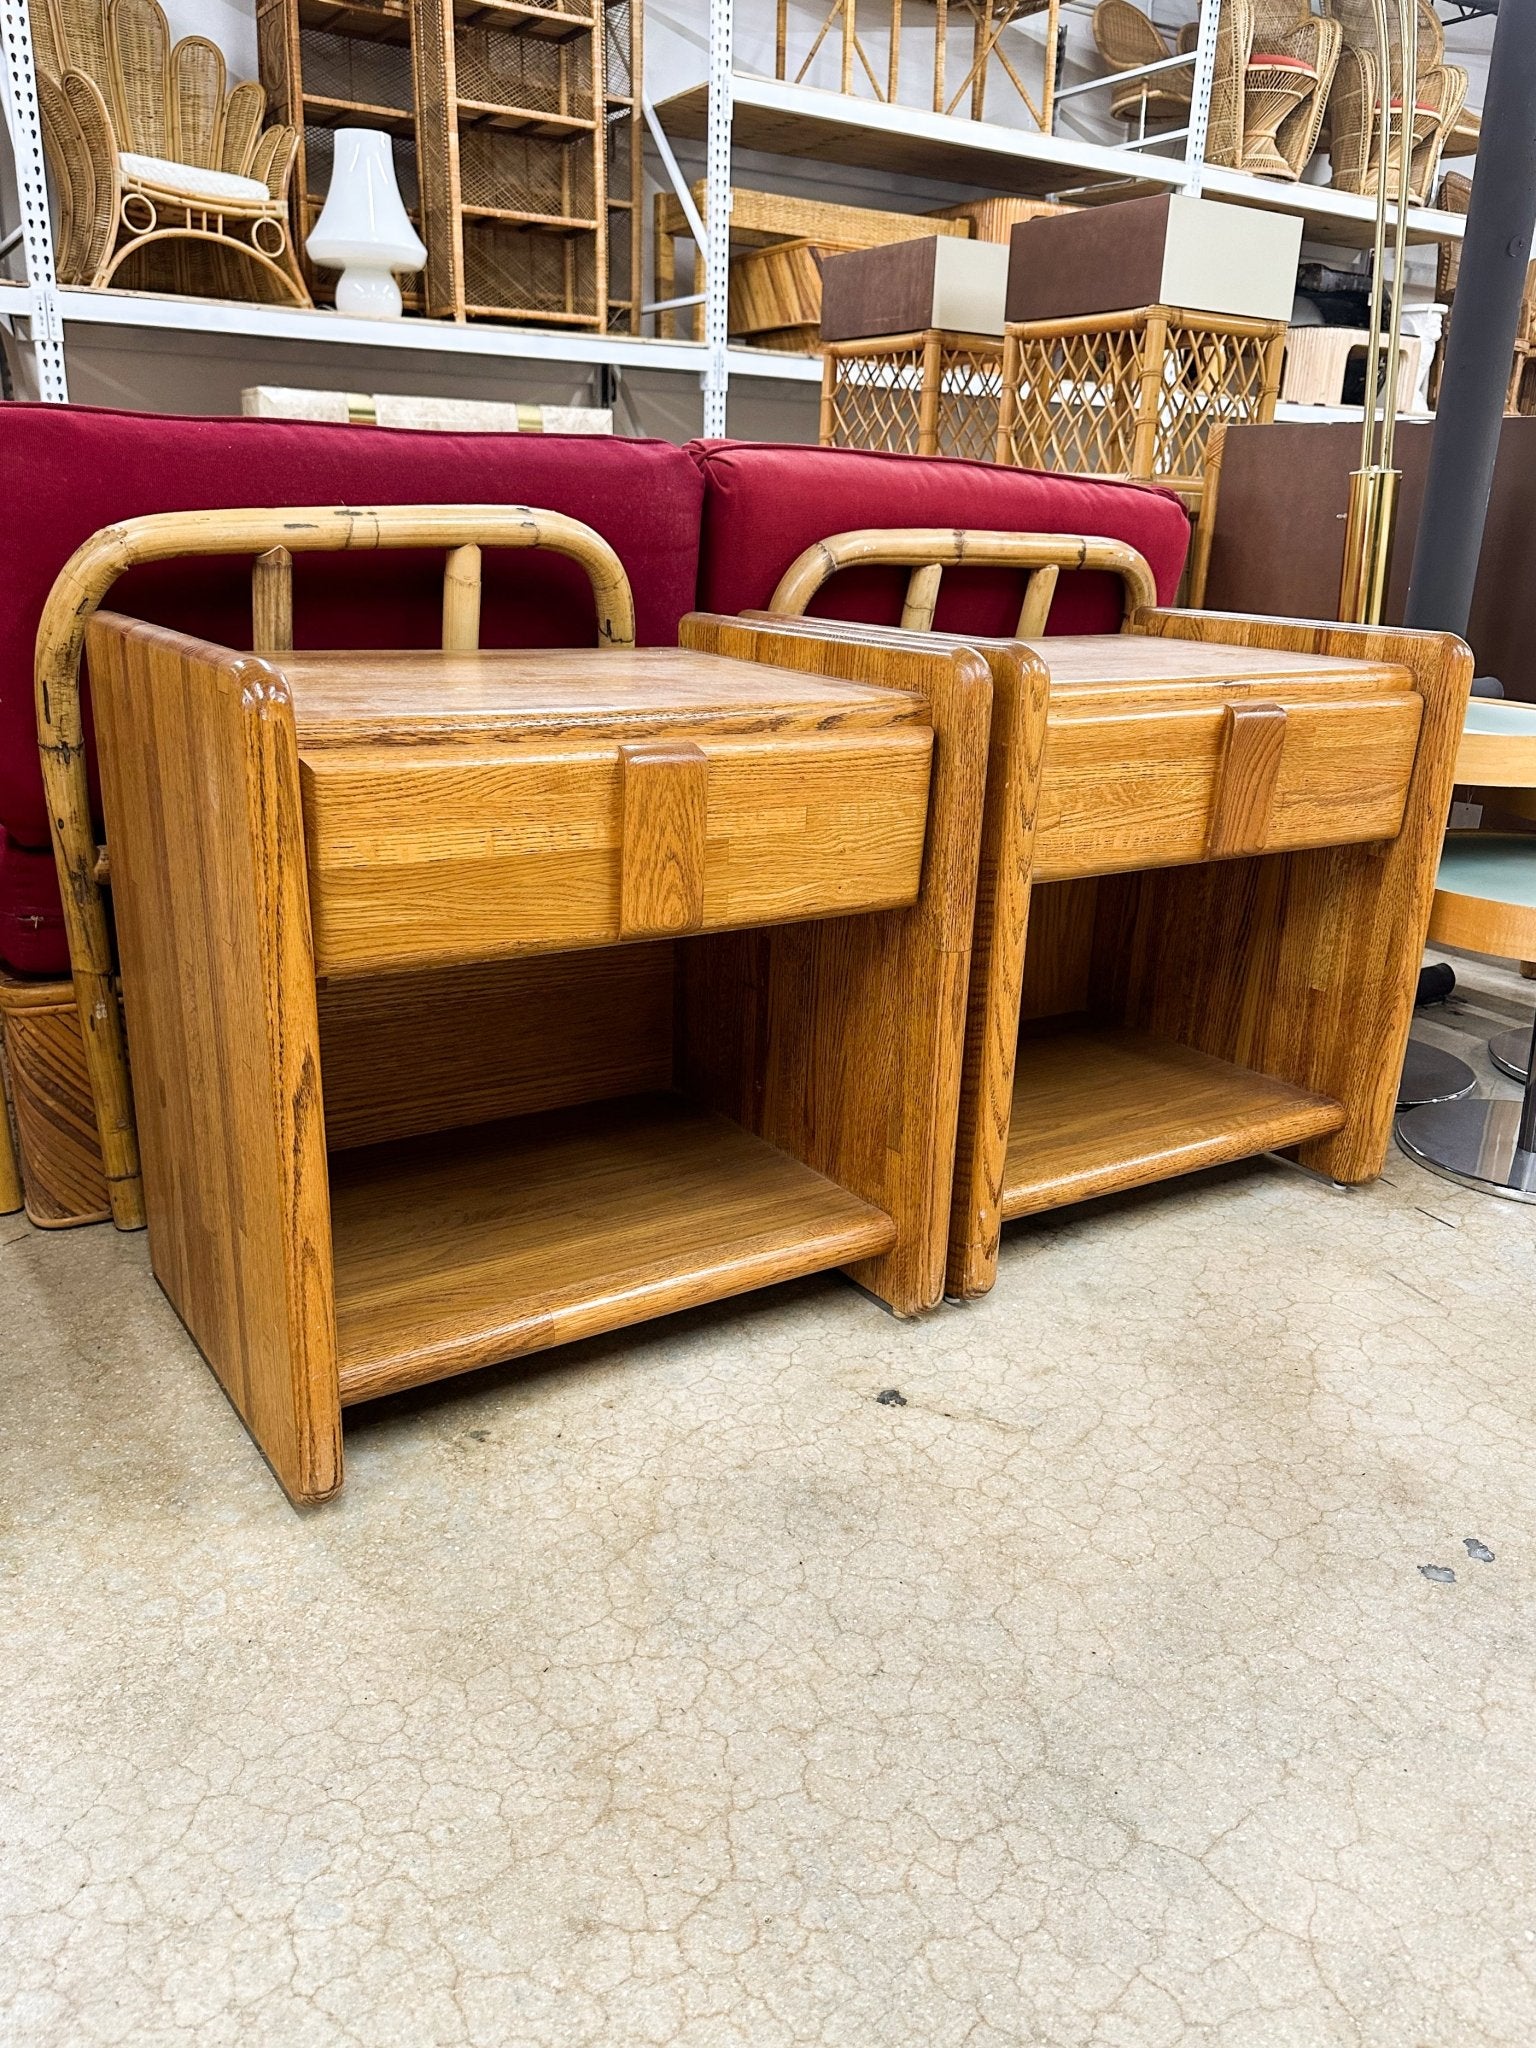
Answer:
1325;0;1468;203
1206;0;1342;182
1090;1;1195;131
29;0;309;304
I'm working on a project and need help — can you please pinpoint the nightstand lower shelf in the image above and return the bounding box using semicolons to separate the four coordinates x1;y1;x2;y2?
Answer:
331;1091;897;1404
1001;1021;1348;1219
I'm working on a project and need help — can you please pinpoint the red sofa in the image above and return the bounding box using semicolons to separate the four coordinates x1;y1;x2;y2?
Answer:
0;402;1192;980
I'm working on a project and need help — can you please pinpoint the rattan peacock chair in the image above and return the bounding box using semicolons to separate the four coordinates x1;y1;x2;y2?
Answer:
1090;1;1195;131
1206;0;1342;183
29;0;310;304
1324;0;1468;204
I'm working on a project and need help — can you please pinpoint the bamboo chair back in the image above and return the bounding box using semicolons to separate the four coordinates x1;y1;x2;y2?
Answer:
31;0;269;177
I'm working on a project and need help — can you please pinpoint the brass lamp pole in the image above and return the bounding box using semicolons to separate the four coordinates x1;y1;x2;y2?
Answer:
1337;0;1419;624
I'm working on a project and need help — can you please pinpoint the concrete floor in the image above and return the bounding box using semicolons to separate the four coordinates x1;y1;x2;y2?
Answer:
4;957;1536;2048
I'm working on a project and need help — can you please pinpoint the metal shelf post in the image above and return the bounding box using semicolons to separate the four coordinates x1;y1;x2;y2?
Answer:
1182;0;1219;196
0;0;67;400
702;0;733;436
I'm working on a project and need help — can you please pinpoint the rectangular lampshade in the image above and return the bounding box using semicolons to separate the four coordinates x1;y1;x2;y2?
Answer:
818;237;1012;343
1005;194;1303;326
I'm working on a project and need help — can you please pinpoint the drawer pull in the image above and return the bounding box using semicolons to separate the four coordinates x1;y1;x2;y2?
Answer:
619;740;709;939
1207;702;1287;859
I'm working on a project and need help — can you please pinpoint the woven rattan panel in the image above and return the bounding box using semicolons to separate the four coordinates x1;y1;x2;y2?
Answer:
298;25;412;113
457;130;595;217
1001;319;1277;482
463;218;599;318
827;342;1005;460
455;25;595;114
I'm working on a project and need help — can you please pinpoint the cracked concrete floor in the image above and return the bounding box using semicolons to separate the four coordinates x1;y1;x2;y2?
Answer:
5;957;1536;2048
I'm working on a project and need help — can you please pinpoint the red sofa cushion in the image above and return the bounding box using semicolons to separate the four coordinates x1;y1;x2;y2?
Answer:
688;440;1191;636
0;402;704;975
0;830;66;979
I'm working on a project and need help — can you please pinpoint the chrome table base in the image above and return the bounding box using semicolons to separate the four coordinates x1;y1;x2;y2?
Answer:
1396;1097;1536;1202
1397;1013;1536;1200
1395;1038;1478;1109
1489;1025;1531;1083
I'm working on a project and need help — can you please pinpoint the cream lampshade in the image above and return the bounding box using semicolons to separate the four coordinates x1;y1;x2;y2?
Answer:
306;129;427;320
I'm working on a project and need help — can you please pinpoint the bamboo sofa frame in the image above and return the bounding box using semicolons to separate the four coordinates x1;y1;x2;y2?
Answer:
37;504;636;1232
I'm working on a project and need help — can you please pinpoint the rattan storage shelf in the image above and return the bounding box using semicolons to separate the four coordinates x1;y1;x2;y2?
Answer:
262;0;631;327
260;0;427;306
417;0;612;324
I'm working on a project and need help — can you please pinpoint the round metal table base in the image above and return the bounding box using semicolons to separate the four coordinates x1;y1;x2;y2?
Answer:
1396;1098;1536;1202
1395;1038;1478;1110
1488;1025;1532;1083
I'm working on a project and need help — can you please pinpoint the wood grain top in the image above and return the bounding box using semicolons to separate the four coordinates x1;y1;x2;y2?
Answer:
1027;634;1410;692
739;612;1411;704
273;646;931;747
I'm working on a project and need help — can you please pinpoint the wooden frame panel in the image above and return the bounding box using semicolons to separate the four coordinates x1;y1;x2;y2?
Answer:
87;617;341;1505
677;615;995;1315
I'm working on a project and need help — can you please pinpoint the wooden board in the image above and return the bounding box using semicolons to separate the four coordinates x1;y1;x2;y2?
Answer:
677;615;993;1317
331;1093;896;1404
317;945;676;1152
88;617;342;1506
301;727;932;972
1001;1020;1346;1218
653;83;1102;197
276;644;931;746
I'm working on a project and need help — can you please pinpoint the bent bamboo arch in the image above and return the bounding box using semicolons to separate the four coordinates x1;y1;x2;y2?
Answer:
767;527;1159;639
36;502;637;1228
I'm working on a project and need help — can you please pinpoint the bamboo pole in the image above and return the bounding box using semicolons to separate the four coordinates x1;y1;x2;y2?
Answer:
1016;563;1060;636
250;546;294;651
901;562;944;629
441;542;483;650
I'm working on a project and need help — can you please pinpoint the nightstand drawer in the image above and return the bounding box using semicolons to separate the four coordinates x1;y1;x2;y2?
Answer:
301;726;934;973
1033;690;1423;881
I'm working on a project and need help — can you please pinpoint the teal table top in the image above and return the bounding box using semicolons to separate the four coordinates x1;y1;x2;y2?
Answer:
1438;834;1536;909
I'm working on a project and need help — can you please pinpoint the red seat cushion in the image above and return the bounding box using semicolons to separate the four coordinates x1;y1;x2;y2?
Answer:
0;402;704;976
0;830;66;979
688;441;1192;640
1249;52;1318;72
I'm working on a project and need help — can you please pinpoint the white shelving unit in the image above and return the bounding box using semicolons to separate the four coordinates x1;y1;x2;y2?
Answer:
0;0;1468;421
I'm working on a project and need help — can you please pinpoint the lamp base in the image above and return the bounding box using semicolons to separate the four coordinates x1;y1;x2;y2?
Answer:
1489;1026;1532;1083
1396;1097;1536;1202
1395;1037;1478;1109
334;266;405;320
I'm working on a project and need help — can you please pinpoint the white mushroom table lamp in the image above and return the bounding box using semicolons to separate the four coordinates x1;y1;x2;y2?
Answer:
306;129;427;320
